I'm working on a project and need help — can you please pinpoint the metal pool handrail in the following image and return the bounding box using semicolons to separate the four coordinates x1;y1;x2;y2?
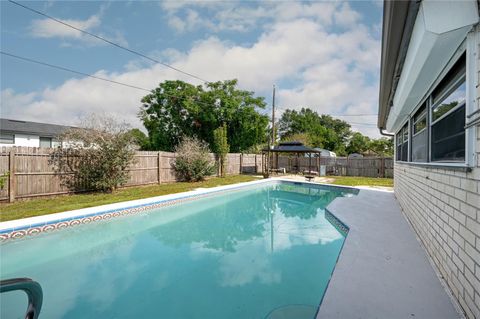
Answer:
0;278;43;319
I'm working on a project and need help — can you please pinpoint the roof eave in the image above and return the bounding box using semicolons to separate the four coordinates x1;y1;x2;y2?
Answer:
378;0;421;131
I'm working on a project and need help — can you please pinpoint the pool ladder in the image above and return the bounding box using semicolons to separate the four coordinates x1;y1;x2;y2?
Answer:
0;278;43;319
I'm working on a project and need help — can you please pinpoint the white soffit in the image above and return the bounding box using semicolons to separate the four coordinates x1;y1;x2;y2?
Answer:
386;0;478;132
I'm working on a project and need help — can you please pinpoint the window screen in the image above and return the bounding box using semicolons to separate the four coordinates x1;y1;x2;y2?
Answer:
411;105;427;162
396;124;409;161
431;106;465;162
432;81;466;122
396;133;402;161
430;56;466;162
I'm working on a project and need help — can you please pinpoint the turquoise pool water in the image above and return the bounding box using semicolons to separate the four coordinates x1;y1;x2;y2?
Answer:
1;182;355;319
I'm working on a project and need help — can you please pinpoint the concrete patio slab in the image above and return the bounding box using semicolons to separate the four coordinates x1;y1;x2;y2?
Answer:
318;189;462;319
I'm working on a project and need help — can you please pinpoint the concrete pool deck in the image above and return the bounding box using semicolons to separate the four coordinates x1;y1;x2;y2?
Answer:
318;188;462;318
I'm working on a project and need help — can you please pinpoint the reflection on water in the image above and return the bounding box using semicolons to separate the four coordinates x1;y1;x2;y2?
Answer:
1;182;356;319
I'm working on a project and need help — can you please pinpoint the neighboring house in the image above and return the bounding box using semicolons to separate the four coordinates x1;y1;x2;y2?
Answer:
378;1;480;318
312;148;337;157
0;118;72;148
347;153;363;159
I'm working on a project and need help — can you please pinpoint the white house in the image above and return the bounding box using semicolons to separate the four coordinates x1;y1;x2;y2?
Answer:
378;1;480;317
0;118;72;148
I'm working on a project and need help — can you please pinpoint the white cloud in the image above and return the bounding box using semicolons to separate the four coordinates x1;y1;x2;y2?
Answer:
333;2;361;27
2;2;381;137
31;14;101;39
28;4;128;47
164;2;345;34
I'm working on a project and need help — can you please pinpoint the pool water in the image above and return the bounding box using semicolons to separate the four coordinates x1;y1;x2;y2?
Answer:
1;182;355;319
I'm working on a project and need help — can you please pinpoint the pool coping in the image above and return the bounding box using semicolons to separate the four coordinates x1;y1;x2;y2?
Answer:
317;187;463;318
0;178;359;242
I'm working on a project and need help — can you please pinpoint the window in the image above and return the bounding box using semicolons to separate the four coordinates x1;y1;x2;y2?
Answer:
431;55;466;162
395;52;468;165
0;133;14;144
411;104;427;162
39;137;52;148
396;124;408;161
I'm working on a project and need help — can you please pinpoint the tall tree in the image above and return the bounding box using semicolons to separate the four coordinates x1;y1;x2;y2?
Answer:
139;79;269;152
140;80;203;151
346;132;371;155
213;124;229;177
278;108;351;155
128;128;149;150
368;137;394;156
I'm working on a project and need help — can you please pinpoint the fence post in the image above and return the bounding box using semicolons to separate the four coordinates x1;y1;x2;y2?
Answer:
317;156;320;175
380;157;385;178
239;153;243;174
158;152;162;184
254;154;257;174
8;149;15;203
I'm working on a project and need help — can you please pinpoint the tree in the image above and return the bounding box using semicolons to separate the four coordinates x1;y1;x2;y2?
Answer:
173;137;215;182
139;79;269;153
346;132;371;155
278;108;351;155
128;128;149;150
280;132;311;146
368;137;394;156
213;124;229;177
50;115;136;193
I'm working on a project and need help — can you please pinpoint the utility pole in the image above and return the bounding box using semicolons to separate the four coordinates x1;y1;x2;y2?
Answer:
271;84;276;147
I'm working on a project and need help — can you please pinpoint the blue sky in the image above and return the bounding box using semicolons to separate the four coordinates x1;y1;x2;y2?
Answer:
1;0;383;136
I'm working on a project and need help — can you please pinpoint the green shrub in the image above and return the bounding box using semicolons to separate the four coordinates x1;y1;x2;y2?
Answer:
50;115;136;193
174;137;215;182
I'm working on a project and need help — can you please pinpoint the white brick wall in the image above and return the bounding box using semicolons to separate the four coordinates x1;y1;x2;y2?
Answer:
395;159;480;318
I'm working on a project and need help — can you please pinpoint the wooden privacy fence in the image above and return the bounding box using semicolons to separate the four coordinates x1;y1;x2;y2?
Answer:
274;155;393;178
0;147;392;202
0;147;264;202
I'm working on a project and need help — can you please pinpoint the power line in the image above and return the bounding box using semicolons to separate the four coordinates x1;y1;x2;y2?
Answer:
1;51;152;92
2;51;379;128
7;0;210;83
1;51;258;111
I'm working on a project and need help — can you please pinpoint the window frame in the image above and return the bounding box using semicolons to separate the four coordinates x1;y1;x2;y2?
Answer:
39;136;52;148
410;103;428;163
412;103;427;137
395;123;409;162
394;44;474;168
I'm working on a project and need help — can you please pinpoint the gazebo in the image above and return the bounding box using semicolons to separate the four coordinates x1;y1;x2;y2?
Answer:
262;141;321;177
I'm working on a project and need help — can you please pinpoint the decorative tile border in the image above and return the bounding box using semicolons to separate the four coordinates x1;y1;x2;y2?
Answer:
0;180;274;243
325;208;349;236
0;179;357;243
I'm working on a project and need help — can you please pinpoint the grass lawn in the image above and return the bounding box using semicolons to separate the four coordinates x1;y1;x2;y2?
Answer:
327;176;394;187
0;175;259;222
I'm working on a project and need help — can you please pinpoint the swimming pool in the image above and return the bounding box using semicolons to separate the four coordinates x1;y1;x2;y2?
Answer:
1;180;356;319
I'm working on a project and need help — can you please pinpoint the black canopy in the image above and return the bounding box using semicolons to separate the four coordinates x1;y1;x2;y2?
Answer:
262;141;320;153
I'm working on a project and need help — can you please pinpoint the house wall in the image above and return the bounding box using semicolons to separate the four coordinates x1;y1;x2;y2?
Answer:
391;15;480;319
0;134;65;148
14;134;40;147
394;127;480;318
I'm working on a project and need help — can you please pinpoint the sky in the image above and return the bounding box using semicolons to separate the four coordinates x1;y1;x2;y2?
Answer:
0;0;383;137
